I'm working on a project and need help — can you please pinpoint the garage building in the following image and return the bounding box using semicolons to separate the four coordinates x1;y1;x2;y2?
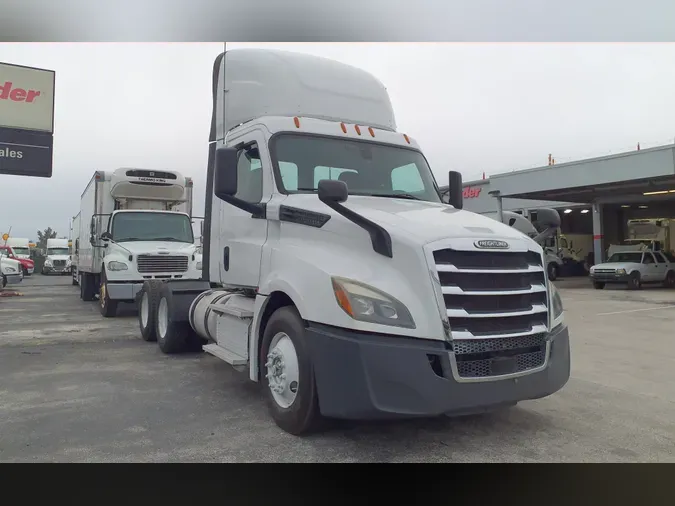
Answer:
440;143;675;265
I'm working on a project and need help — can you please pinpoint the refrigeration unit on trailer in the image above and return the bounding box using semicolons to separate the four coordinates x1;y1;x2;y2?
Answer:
135;49;571;435
42;238;71;275
77;167;201;317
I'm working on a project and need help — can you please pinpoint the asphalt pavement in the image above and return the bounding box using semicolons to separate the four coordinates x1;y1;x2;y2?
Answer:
0;274;673;462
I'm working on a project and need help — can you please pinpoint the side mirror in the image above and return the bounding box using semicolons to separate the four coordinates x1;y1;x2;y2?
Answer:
447;171;463;210
214;147;239;199
100;231;112;241
318;179;348;204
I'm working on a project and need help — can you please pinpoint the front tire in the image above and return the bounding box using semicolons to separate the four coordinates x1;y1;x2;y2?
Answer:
260;306;322;436
138;280;163;342
663;270;675;288
99;270;118;317
627;272;642;290
547;263;559;281
1;275;6;289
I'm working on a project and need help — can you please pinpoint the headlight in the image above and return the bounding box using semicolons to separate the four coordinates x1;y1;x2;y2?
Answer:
5;266;17;273
107;261;128;271
616;268;626;275
589;266;595;273
196;261;203;270
331;277;415;329
44;259;53;266
550;282;564;330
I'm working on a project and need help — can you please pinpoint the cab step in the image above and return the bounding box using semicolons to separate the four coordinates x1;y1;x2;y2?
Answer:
202;343;248;366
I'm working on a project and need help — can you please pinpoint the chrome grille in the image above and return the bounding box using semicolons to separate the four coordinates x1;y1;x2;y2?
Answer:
53;260;66;267
137;255;188;273
433;246;550;380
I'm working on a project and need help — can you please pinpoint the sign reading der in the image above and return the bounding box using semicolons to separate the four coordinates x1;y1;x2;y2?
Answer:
0;62;55;178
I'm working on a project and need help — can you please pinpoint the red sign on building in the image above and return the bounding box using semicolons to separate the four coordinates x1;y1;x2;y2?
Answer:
463;186;482;199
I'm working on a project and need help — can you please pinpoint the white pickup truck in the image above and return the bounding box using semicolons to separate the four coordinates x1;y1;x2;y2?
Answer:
589;250;675;290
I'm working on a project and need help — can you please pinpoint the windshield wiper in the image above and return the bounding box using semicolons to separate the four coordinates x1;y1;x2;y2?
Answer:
367;193;423;201
151;237;191;242
115;237;143;242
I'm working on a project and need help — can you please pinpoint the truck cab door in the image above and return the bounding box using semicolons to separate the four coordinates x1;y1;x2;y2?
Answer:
217;131;270;289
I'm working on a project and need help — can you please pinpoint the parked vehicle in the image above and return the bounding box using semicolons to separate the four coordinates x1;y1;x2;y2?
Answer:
0;245;34;276
589;250;675;290
77;167;201;317
5;237;32;260
0;250;23;288
134;49;570;435
41;238;71;275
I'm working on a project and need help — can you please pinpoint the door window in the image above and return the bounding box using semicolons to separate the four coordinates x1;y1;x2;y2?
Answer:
235;144;263;203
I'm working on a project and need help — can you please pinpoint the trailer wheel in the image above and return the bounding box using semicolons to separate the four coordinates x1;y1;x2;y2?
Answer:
155;284;192;354
663;270;675;288
99;270;118;317
260;306;322;436
138;280;163;342
80;273;97;301
627;272;642;290
593;281;605;290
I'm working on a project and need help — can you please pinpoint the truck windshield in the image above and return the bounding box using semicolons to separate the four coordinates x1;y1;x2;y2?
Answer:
270;134;442;203
111;212;194;243
11;247;29;255
47;248;70;255
607;252;643;263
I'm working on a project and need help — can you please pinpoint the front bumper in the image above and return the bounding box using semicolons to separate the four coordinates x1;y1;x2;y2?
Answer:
590;272;629;283
105;282;144;301
4;272;23;285
43;264;71;274
307;324;570;420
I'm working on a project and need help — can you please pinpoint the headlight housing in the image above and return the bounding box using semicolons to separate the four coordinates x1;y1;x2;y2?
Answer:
44;259;53;266
107;261;128;271
5;266;17;273
616;268;626;275
550;282;564;330
331;277;415;329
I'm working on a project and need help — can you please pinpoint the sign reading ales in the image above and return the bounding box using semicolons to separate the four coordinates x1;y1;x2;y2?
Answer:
0;62;55;178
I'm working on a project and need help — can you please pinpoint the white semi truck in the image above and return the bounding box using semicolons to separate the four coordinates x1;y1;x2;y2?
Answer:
77;167;202;317
135;49;570;435
42;238;71;275
5;237;31;260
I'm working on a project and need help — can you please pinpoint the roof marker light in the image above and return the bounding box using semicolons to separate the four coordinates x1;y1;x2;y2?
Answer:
340;122;347;133
403;134;410;144
293;117;301;128
368;127;375;137
354;125;361;135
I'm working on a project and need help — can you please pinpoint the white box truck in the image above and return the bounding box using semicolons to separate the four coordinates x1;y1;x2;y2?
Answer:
135;49;570;435
77;167;202;317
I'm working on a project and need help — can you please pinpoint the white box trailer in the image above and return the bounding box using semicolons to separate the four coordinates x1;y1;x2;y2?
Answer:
134;49;570;435
77;167;202;317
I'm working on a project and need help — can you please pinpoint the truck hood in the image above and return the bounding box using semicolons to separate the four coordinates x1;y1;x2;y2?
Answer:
283;194;535;245
115;241;197;255
1;257;22;273
593;262;641;270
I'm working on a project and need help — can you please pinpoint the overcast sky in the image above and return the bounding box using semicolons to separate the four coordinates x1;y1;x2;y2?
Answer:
2;42;675;239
